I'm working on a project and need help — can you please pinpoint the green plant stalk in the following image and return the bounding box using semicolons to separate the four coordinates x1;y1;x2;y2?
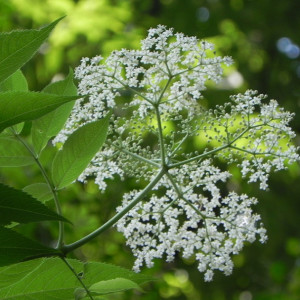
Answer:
62;168;165;254
111;75;154;104
157;75;173;104
169;125;255;168
61;257;94;300
154;105;167;166
10;128;64;248
109;141;160;167
165;171;206;219
229;144;289;158
62;81;171;253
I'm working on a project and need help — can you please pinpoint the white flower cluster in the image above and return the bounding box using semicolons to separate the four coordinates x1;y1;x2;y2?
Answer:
116;161;267;281
200;90;299;190
55;25;299;281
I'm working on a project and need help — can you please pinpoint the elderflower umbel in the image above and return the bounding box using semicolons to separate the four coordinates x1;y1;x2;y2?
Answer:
55;25;299;281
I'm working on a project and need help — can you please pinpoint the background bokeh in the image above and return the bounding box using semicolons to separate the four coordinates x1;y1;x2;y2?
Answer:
0;0;300;299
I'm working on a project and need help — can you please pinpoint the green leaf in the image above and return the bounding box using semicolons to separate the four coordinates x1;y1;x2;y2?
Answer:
23;183;53;203
0;70;28;134
91;278;141;294
0;182;69;225
76;261;152;299
0;91;79;132
11;123;24;135
74;288;88;300
77;278;142;299
83;261;152;286
0;227;60;267
0;17;63;84
43;68;77;95
0;258;152;299
32;69;77;154
0;258;82;298
52;115;110;189
0;137;35;167
0;69;28;92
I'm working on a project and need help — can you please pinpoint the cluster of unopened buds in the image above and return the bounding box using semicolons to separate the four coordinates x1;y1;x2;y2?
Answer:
55;25;299;281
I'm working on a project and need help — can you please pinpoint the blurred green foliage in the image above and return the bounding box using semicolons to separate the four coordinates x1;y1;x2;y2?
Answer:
0;0;300;299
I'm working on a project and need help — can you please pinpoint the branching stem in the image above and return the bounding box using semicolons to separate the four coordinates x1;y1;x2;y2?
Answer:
108;141;160;167
169;126;253;168
165;172;206;219
62;168;165;254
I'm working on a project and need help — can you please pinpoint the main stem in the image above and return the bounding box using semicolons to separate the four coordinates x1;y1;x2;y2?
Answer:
62;168;165;254
11;129;64;248
35;159;64;248
63;90;169;253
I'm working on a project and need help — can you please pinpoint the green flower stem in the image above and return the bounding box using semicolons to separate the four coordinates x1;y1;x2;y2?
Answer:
10;128;64;248
154;105;167;166
111;75;154;104
157;75;172;104
169;126;255;168
229;144;289;158
61;257;94;300
109;141;160;167
166;171;258;238
173;60;222;77
165;172;206;219
62;168;165;254
166;172;215;252
169;143;231;168
169;133;189;157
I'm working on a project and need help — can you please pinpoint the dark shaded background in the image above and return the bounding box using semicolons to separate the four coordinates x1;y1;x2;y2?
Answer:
0;0;299;299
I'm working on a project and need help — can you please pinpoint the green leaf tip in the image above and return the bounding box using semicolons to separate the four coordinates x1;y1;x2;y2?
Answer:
0;91;79;132
0;182;70;225
0;227;61;267
0;17;64;84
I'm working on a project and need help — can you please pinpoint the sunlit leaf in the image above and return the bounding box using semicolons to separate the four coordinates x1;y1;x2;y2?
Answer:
0;258;152;299
0;17;63;84
0;70;28;134
0;91;79;132
32;68;77;154
52;115;110;189
77;278;141;299
0;69;28;92
83;261;152;286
